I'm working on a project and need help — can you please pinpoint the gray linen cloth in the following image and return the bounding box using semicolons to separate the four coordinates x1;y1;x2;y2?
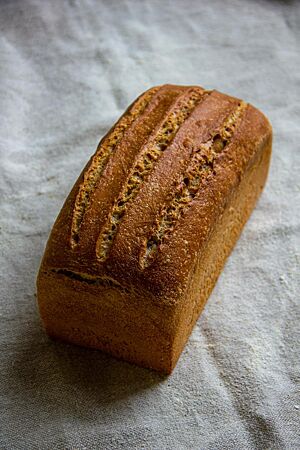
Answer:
0;1;299;449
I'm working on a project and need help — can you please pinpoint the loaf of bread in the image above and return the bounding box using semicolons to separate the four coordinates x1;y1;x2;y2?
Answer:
37;84;272;373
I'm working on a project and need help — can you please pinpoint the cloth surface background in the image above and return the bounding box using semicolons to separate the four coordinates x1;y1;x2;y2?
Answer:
0;1;299;449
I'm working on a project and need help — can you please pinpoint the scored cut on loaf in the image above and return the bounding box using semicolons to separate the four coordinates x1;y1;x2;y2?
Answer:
37;84;272;373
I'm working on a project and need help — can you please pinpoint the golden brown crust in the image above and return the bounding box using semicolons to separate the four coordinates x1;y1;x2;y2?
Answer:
37;84;272;373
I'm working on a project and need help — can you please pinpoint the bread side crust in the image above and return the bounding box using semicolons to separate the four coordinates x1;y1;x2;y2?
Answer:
37;270;176;373
170;131;272;370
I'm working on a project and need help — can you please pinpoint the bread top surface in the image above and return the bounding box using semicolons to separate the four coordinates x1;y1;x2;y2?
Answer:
41;84;272;301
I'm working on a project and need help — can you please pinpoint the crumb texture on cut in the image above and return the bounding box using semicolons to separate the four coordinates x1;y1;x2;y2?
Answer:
70;87;160;248
96;88;209;261
141;101;248;267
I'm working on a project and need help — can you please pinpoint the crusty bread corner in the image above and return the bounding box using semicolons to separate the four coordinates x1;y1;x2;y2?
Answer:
37;84;272;373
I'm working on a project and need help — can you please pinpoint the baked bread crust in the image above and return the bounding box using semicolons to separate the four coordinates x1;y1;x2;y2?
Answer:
37;84;272;373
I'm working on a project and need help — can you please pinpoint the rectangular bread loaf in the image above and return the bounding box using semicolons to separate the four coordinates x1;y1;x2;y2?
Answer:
37;84;272;373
